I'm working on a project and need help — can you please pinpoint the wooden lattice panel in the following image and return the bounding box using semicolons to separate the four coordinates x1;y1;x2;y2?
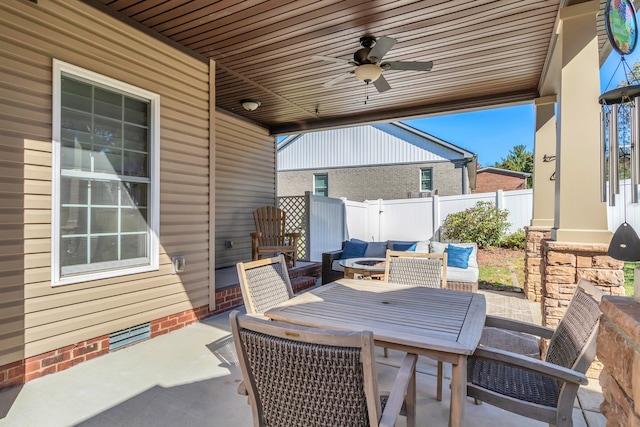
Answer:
278;196;306;260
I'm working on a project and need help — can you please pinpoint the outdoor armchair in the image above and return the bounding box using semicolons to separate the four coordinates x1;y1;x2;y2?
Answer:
230;311;417;427
250;206;300;268
467;278;603;427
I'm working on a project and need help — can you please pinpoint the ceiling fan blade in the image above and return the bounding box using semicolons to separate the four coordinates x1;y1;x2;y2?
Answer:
373;75;391;93
368;36;396;62
323;71;353;87
382;61;433;71
312;55;350;65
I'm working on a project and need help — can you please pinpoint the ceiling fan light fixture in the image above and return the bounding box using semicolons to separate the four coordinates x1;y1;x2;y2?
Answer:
354;64;382;83
241;99;261;111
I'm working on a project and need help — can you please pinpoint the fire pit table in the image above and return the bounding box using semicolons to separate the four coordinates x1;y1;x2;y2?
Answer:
339;257;387;280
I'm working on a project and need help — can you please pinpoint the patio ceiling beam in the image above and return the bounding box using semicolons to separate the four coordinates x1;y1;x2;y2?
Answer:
268;88;538;136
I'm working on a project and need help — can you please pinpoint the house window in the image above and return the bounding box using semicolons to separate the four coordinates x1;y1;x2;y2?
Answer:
420;168;433;191
52;60;160;286
314;174;328;196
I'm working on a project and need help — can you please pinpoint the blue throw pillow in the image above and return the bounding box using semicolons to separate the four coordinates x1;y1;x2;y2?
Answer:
447;244;473;269
340;239;367;259
392;242;415;251
407;243;417;251
364;241;388;258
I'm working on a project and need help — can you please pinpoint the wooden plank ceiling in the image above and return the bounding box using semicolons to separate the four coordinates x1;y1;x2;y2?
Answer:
91;0;612;135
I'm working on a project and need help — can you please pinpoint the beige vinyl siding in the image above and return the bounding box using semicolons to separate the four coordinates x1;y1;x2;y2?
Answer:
216;111;276;268
0;0;212;365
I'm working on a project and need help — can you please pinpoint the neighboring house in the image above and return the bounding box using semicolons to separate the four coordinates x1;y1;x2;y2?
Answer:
474;167;530;193
277;123;477;201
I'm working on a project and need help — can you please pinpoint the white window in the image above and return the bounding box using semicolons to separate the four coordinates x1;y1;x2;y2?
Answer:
420;168;433;191
52;60;160;286
314;174;328;197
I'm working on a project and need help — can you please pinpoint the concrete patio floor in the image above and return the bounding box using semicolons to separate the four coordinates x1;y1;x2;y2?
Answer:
0;289;605;427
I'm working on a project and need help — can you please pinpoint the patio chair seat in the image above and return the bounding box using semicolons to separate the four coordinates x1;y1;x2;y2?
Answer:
468;358;560;407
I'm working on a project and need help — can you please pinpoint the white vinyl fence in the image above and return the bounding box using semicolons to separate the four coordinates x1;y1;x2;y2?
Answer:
348;189;533;243
304;186;639;262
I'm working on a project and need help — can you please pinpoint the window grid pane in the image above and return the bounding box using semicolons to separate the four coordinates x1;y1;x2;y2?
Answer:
59;75;152;278
61;76;149;178
60;179;149;270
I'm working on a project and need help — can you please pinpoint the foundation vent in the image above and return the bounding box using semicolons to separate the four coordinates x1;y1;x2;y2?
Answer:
109;322;151;351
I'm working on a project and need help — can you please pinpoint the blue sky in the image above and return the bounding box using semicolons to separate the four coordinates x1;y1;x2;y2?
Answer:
403;47;640;167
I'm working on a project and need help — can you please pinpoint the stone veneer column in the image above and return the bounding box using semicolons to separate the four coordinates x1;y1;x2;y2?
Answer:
541;240;624;328
597;297;640;426
524;226;552;302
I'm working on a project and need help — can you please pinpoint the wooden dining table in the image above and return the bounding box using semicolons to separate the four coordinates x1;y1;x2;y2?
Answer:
263;278;487;427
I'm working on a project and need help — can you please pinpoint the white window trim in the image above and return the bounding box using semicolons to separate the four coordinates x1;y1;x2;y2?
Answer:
420;167;433;191
51;59;160;287
313;173;328;196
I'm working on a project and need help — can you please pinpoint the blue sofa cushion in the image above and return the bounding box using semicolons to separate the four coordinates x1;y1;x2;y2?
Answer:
364;241;388;258
447;244;473;269
340;239;368;259
392;242;416;251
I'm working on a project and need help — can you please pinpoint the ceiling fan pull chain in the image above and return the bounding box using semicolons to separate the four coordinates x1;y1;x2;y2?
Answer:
365;81;370;104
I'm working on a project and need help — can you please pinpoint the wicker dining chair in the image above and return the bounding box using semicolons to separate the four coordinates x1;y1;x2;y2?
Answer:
236;255;293;316
230;311;417;427
383;249;447;401
383;250;447;287
467;278;603;427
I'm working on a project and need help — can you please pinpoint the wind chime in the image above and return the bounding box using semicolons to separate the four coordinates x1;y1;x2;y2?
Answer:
599;0;640;261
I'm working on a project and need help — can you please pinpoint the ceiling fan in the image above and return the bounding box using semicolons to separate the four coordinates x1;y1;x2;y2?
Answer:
312;35;433;93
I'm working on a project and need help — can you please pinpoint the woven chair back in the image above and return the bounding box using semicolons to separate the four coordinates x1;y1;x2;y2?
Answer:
545;279;603;372
237;256;294;315
384;251;447;288
230;312;380;427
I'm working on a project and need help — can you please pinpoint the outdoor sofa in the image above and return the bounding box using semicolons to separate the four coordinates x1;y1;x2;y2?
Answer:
322;239;479;292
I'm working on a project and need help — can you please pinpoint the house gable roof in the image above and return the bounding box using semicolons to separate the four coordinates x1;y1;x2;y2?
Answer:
477;167;531;178
278;122;475;171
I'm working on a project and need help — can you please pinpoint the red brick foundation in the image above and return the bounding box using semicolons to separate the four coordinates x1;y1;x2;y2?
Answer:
0;267;319;391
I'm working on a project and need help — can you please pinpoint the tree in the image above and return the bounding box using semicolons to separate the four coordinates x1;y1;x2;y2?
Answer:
493;144;533;188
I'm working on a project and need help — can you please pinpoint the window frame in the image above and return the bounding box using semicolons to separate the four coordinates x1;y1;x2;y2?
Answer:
420;167;433;192
313;173;328;197
51;59;160;287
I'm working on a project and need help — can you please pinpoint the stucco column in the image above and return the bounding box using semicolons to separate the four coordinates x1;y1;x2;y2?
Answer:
552;1;612;243
531;95;556;227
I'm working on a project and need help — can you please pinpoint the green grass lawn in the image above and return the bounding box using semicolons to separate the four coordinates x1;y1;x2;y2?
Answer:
478;254;525;290
479;252;636;295
623;262;638;297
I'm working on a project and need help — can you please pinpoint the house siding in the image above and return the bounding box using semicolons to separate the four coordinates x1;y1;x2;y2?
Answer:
278;161;467;201
0;0;212;366
215;111;276;268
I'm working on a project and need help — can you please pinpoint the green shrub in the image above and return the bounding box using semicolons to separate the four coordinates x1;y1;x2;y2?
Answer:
442;201;510;248
500;228;525;250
